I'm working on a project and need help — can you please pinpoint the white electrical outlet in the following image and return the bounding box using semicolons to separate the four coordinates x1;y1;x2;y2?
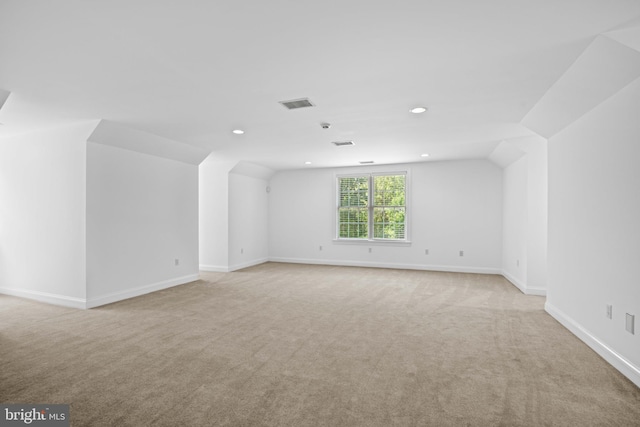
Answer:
459;250;464;257
606;304;612;319
626;313;635;334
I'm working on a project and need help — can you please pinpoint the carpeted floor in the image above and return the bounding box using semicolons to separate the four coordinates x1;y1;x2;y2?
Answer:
1;262;639;426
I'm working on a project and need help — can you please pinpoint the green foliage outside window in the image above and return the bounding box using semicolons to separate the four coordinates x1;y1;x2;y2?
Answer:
373;175;405;239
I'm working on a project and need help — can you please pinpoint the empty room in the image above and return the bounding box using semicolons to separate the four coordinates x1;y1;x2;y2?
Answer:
1;1;639;426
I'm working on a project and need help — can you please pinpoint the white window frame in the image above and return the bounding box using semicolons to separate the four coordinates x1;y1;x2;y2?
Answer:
334;170;411;245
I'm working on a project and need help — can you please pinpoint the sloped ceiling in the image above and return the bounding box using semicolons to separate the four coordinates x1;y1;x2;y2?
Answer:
521;35;640;138
605;16;640;52
488;141;526;169
88;120;210;165
229;161;275;181
0;89;9;114
1;1;640;170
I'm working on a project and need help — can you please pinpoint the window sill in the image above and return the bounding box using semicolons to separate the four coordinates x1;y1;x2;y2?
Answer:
332;239;412;247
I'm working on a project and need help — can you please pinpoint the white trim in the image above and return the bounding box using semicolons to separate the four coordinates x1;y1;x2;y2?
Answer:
268;257;501;275
85;274;200;309
332;239;412;247
501;270;547;296
199;264;230;272
502;269;526;293
524;286;547;296
545;301;640;389
0;287;87;309
200;258;269;273
228;258;269;272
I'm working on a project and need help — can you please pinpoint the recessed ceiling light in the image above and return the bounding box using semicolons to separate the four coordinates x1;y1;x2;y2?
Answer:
410;107;428;114
304;161;312;165
232;129;244;135
421;153;430;157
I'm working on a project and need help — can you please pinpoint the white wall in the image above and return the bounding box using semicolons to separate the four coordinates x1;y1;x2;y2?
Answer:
0;123;92;308
198;155;236;271
502;156;528;288
86;142;199;307
269;160;503;273
546;77;640;387
228;172;269;270
499;135;548;295
523;139;548;292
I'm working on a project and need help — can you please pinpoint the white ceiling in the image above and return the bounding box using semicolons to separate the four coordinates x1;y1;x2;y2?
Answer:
1;0;639;171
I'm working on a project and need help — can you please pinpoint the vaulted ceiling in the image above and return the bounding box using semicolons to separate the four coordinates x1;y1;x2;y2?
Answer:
1;1;640;170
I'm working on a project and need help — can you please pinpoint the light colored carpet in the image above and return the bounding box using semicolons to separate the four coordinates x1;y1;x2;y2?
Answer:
1;262;639;426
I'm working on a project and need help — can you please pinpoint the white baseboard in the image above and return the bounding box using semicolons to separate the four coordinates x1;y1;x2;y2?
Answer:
201;258;269;273
200;264;230;272
268;257;501;275
1;274;203;310
86;274;200;309
228;258;269;272
525;286;547;296
0;287;87;309
545;301;640;389
502;270;526;293
501;270;547;296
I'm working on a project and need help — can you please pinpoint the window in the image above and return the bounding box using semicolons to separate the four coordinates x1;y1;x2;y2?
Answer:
337;173;407;241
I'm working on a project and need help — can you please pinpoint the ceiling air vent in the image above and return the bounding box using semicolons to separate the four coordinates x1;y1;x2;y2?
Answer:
332;141;355;147
359;161;375;164
279;98;315;110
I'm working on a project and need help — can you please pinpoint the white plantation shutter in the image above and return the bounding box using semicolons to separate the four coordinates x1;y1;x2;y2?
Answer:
337;176;369;239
